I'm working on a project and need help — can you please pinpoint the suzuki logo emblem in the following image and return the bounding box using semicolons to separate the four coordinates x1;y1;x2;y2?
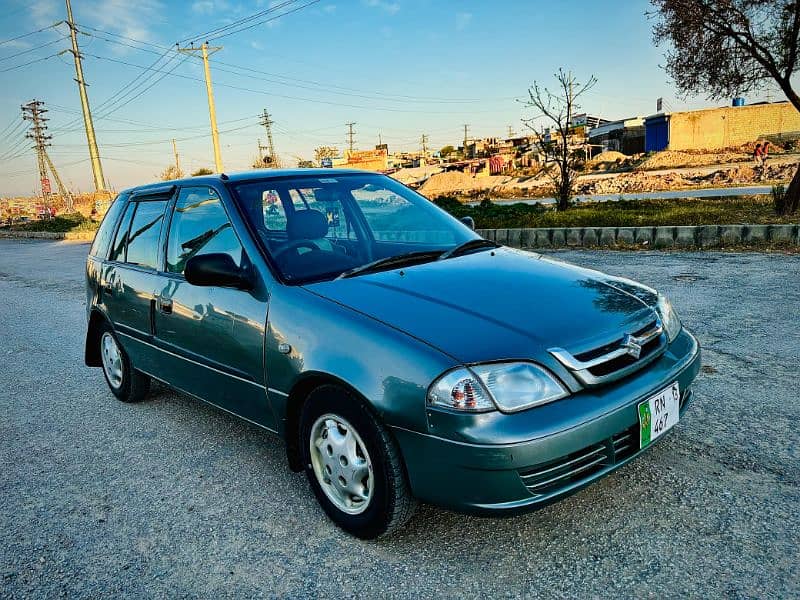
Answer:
622;334;642;359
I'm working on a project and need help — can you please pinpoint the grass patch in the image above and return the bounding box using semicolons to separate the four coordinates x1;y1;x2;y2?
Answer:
8;213;98;233
434;195;799;229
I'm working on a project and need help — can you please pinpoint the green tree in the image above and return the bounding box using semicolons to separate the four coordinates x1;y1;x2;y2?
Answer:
651;0;800;214
440;145;455;158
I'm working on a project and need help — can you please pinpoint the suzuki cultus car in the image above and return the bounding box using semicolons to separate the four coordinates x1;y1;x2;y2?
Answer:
85;170;700;538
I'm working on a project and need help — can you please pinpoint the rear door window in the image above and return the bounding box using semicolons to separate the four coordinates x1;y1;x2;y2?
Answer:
124;201;168;269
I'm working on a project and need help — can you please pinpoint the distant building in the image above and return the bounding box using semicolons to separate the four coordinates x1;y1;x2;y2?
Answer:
588;117;645;155
644;100;800;152
571;113;610;130
339;148;389;171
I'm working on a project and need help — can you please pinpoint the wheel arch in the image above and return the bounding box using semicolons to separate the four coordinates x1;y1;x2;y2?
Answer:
85;308;110;367
283;371;383;472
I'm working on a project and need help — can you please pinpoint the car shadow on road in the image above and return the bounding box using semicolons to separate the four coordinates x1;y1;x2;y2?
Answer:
139;380;653;551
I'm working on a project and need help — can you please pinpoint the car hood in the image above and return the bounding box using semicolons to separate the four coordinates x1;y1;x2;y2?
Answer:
303;248;658;364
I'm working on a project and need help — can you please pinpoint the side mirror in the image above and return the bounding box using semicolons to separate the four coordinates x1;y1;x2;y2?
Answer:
460;215;475;230
184;253;253;289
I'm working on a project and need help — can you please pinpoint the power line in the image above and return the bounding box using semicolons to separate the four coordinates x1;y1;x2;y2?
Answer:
94;53;188;120
76;23;519;105
0;53;60;73
0;22;63;47
0;36;69;62
184;0;319;43
82;52;504;115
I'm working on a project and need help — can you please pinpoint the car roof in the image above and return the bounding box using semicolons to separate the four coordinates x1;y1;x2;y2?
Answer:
119;168;377;195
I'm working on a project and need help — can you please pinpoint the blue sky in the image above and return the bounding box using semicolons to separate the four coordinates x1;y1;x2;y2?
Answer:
0;0;781;195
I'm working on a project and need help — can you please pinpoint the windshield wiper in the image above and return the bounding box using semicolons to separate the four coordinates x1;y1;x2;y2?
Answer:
437;238;499;261
337;250;443;279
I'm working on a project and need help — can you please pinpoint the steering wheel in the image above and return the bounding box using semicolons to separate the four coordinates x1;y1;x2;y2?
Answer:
272;239;322;261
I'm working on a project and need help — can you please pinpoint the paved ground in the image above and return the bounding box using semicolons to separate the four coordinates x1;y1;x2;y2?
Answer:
1;239;798;598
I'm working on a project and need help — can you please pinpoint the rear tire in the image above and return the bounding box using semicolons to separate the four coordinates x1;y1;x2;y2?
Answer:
300;385;416;539
99;323;150;403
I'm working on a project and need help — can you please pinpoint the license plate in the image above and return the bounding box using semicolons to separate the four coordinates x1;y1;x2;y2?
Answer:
638;382;680;448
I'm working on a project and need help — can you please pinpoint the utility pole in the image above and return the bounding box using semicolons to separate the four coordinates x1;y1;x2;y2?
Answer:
178;42;223;173
463;124;470;157
346;122;356;154
507;125;516;138
22;100;53;212
259;109;279;167
420;133;429;159
171;138;182;175
64;0;106;192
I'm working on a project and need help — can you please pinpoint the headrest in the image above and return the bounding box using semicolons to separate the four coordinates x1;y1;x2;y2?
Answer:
287;209;328;240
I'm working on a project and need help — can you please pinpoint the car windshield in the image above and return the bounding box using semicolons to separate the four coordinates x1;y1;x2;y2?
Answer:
230;173;478;283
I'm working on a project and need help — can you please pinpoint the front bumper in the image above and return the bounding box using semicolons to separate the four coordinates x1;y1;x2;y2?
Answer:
391;329;701;515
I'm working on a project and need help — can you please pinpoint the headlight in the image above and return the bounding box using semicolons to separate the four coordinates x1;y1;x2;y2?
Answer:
656;294;682;342
427;362;569;413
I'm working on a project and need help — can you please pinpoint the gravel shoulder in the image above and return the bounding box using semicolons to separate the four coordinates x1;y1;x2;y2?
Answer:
1;240;798;598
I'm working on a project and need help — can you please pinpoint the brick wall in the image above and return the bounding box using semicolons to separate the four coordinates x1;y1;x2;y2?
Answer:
667;101;800;151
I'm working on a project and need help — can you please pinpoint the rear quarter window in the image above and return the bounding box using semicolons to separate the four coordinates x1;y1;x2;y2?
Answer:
124;200;168;269
89;194;127;259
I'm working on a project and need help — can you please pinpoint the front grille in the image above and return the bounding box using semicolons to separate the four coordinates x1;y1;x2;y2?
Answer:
549;319;668;386
518;388;693;498
519;423;639;497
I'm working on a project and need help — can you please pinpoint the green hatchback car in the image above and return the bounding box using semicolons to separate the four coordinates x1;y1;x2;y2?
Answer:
85;170;700;538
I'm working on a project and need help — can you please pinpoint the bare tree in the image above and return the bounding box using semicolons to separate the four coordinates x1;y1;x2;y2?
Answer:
314;146;340;165
651;0;800;214
159;164;183;181
523;69;597;211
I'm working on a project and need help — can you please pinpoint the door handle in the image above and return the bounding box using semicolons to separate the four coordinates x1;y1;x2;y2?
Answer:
159;297;173;314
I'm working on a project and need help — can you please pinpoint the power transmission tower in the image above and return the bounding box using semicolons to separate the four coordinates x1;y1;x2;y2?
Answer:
346;122;356;154
64;0;106;192
463;124;470;157
420;133;429;159
507;125;516;138
22;100;53;212
43;151;74;212
178;42;224;172
259;109;279;167
23;100;74;213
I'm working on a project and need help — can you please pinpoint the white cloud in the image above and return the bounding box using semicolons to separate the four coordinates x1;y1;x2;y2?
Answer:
363;0;400;15
323;4;336;13
191;1;215;14
30;0;59;27
455;12;472;31
84;0;166;47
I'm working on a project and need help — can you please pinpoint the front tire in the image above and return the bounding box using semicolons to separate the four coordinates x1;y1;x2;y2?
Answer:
300;385;416;539
99;324;150;403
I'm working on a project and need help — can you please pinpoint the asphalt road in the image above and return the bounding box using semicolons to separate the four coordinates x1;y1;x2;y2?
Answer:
1;240;798;598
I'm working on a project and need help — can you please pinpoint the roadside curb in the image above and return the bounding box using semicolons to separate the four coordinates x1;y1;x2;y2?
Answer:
0;230;96;241
477;224;800;249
